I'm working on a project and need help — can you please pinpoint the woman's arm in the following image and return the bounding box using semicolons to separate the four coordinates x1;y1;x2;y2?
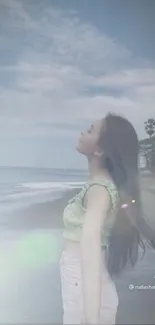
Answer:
81;185;110;325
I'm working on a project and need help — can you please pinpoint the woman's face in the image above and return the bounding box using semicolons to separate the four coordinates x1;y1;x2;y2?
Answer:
76;119;103;156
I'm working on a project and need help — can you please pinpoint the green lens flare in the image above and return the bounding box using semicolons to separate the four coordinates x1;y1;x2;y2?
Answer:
14;232;60;268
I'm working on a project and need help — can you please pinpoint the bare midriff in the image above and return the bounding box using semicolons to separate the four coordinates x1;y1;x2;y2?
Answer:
63;238;107;258
63;238;81;257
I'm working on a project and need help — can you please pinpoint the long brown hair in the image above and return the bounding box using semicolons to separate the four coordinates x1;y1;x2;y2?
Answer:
99;113;155;277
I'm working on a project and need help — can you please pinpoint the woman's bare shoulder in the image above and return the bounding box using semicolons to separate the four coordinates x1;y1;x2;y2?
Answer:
84;183;110;213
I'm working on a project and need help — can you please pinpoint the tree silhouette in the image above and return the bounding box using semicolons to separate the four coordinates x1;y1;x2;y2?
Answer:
144;118;155;169
144;118;155;139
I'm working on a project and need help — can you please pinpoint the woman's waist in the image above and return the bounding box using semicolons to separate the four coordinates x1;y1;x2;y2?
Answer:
62;239;81;258
62;238;107;259
63;226;110;247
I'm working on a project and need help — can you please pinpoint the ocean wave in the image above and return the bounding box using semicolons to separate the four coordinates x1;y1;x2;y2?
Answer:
0;181;85;214
1;189;52;201
21;181;85;190
0;168;86;218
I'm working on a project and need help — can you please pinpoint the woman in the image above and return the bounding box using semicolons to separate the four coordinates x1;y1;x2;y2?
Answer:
60;113;155;325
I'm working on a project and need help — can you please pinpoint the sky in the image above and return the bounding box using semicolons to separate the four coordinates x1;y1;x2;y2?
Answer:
0;0;155;169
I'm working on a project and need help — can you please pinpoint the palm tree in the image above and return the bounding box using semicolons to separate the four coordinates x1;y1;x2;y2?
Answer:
144;118;155;138
144;118;155;169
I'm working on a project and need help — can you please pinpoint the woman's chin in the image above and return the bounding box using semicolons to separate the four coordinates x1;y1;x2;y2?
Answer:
75;143;80;152
75;142;83;154
76;146;86;157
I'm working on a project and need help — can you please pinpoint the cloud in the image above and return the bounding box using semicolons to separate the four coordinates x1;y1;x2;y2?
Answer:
0;0;36;31
0;0;155;141
93;69;155;88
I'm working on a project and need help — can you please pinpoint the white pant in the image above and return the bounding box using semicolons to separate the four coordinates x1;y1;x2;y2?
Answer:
60;251;119;324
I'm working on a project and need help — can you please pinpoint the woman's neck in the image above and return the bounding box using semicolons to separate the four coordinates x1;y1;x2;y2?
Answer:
87;157;111;181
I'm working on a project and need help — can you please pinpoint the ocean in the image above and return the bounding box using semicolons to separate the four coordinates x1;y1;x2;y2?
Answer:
0;166;88;219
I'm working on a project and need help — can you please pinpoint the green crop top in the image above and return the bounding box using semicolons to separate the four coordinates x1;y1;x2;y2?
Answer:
63;179;119;247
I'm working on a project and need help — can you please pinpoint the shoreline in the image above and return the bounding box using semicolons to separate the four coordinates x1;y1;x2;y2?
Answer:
4;188;79;230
